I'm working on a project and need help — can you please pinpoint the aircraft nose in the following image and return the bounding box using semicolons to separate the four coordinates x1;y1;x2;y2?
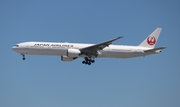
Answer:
12;46;16;51
12;45;19;52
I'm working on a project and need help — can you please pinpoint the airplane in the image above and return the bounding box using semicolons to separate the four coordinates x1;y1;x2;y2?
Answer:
12;28;166;65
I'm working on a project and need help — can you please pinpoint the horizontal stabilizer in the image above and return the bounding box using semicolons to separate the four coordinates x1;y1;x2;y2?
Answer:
144;47;166;52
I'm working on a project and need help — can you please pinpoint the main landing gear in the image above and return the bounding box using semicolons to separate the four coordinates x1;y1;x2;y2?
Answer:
21;54;26;60
82;57;95;65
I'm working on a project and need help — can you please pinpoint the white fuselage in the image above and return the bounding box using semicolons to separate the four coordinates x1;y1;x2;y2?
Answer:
12;42;157;58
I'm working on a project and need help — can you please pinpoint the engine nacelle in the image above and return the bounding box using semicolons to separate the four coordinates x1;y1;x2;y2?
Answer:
61;56;74;61
67;49;81;57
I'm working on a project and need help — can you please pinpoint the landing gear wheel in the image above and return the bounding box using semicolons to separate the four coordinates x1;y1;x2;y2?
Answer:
21;54;26;60
82;61;85;64
82;57;95;65
85;62;88;65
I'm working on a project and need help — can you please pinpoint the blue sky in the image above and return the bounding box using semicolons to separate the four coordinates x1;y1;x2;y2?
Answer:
0;0;180;107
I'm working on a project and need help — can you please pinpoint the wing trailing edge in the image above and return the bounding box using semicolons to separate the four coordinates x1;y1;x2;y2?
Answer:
80;36;123;56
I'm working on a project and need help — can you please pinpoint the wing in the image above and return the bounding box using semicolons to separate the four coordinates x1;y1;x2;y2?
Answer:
80;36;123;57
144;47;166;53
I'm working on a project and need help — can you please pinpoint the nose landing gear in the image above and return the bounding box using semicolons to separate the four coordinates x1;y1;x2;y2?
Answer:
21;54;26;60
82;57;95;65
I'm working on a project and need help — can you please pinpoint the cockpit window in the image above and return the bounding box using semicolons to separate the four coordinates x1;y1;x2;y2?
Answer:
15;45;19;47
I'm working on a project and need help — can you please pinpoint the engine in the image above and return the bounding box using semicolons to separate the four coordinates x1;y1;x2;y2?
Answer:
61;56;74;61
61;49;80;62
67;49;81;57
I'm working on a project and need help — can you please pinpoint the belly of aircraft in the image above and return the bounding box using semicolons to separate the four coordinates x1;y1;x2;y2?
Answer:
25;48;67;56
99;50;144;58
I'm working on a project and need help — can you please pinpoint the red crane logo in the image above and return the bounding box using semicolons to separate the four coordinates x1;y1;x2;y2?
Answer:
147;36;156;45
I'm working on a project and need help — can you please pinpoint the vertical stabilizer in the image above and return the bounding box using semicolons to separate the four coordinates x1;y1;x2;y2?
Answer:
139;28;162;48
